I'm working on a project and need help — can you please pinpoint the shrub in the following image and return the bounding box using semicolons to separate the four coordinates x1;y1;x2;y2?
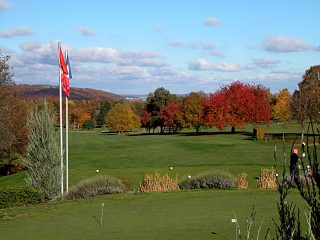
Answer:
179;170;236;190
236;172;248;189
139;171;179;193
66;175;126;199
0;185;43;209
257;168;277;189
82;120;95;130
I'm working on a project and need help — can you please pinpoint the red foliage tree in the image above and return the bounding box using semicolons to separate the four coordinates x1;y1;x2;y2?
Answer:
140;109;152;133
204;81;270;133
158;100;181;133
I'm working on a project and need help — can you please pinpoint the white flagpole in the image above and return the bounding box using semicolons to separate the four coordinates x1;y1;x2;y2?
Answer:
58;43;64;195
66;95;69;193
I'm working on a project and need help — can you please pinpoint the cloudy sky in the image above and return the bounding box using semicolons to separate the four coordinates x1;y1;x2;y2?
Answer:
0;0;319;95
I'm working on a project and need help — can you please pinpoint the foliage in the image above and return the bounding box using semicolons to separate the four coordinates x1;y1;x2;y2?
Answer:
96;101;111;126
0;185;43;209
178;92;205;133
273;177;306;239
0;157;25;176
82;120;95;130
295;124;320;239
179;170;236;190
145;87;176;133
272;89;292;122
0;53;28;157
66;175;125;199
257;168;277;189
236;172;248;189
203;82;270;133
158;99;181;133
291;65;320;136
139;171;179;193
106;102;141;133
0;51;14;87
25;101;61;200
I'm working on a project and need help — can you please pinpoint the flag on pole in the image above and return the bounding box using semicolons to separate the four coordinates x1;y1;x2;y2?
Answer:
59;45;70;98
66;51;72;80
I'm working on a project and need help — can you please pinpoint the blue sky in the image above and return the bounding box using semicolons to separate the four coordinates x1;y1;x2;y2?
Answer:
0;0;319;95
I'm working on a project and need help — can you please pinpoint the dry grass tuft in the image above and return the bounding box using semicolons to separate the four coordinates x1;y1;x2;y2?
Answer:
236;172;248;189
139;171;179;193
257;168;277;189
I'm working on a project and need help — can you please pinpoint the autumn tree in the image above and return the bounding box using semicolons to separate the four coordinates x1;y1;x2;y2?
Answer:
272;89;292;122
106;102;141;133
0;51;28;158
158;99;181;133
140;109;152;133
178;92;205;133
204;81;270;133
291;66;320;140
145;87;175;133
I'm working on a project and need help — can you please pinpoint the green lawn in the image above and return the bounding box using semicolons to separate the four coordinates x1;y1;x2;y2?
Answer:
0;125;313;239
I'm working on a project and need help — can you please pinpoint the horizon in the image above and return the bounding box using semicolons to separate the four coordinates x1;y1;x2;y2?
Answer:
1;0;319;95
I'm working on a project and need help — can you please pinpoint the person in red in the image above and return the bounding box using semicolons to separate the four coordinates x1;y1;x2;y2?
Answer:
290;147;300;183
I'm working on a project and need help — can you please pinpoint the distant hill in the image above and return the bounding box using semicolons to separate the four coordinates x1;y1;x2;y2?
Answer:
14;84;124;101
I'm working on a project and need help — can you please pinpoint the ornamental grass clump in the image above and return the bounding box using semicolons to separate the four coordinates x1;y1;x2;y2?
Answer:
139;171;179;193
66;175;126;200
236;172;249;189
179;170;236;190
257;168;277;189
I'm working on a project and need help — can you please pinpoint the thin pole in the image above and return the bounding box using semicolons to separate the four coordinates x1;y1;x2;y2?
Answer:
59;43;64;195
66;95;69;193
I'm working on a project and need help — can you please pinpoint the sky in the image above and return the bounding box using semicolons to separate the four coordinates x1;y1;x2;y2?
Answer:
0;0;319;95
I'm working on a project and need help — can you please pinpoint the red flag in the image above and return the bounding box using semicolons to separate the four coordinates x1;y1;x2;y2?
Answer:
59;44;70;98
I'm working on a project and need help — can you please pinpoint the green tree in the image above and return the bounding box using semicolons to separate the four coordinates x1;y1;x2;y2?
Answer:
25;101;61;200
106;102;141;133
96;101;111;126
146;87;175;133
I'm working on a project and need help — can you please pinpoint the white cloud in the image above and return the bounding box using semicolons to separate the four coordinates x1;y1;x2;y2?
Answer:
0;27;34;38
0;0;11;10
189;58;240;72
201;42;215;50
253;58;280;69
203;17;221;27
73;47;119;63
74;26;95;37
168;40;184;47
153;24;164;31
263;36;309;52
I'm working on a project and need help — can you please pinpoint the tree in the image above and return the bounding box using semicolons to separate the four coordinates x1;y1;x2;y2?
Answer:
106;102;141;133
204;82;270;133
0;51;14;87
145;87;175;133
140;109;152;133
25;101;61;200
291;66;320;141
0;51;28;157
96;101;111;126
158;100;181;133
272;89;292;122
179;92;205;133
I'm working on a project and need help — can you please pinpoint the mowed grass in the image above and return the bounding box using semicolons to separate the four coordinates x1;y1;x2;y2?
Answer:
0;124;312;239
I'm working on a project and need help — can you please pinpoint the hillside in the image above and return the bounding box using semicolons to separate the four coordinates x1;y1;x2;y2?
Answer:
14;84;124;101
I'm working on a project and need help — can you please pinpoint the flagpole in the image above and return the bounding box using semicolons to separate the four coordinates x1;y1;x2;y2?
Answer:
58;43;64;195
66;95;69;193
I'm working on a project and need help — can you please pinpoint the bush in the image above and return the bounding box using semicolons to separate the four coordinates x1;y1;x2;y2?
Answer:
257;168;277;189
0;185;43;209
139;171;179;193
253;128;265;140
179;170;236;190
82;120;95;130
236;172;248;189
66;175;126;199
